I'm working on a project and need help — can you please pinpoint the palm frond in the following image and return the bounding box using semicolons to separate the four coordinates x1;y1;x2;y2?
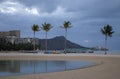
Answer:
41;22;53;32
101;24;114;37
32;24;40;32
61;21;72;29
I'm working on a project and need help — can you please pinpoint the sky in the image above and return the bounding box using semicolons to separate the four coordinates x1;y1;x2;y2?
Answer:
0;0;120;51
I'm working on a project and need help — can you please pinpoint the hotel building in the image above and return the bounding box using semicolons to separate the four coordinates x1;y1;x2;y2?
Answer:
0;30;39;45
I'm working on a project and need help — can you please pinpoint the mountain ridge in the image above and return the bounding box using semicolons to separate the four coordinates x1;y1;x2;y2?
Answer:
39;36;87;50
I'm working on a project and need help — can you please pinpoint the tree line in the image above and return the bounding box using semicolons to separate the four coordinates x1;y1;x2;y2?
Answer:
32;21;114;55
32;21;72;54
0;20;114;55
0;38;40;51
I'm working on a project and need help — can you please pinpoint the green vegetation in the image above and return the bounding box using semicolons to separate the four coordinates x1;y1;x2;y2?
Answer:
31;24;40;50
40;22;53;52
101;24;114;55
0;21;115;54
60;21;72;54
0;38;40;51
40;22;53;72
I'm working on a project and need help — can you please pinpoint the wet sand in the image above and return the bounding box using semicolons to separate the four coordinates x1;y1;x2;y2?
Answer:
0;53;120;79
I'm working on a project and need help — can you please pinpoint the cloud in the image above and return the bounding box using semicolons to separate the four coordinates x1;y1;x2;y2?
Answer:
38;6;74;18
0;0;75;19
25;7;39;16
0;0;39;16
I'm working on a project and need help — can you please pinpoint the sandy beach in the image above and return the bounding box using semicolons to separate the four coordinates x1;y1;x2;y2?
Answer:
0;53;120;79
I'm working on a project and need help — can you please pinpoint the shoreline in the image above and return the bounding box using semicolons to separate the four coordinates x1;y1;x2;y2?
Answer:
0;53;120;79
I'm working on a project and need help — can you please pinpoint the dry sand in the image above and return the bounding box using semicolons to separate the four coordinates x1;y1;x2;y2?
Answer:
0;53;120;79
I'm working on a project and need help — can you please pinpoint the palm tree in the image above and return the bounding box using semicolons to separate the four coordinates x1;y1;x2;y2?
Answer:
101;24;114;55
31;24;40;50
41;22;53;52
60;21;72;54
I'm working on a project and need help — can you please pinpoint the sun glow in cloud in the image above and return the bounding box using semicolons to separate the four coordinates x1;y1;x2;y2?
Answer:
0;1;18;14
25;8;39;16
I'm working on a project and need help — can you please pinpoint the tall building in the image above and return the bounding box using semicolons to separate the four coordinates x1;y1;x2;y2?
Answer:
0;30;40;50
9;30;20;38
0;30;20;38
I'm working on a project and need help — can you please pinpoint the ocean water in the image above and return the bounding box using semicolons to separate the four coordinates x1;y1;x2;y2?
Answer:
0;60;95;76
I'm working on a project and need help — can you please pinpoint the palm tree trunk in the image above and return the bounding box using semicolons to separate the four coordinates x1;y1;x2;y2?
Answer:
45;32;47;52
64;29;67;54
45;32;48;72
105;35;107;55
33;32;35;50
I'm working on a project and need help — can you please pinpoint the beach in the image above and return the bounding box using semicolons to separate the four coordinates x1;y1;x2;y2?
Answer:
0;53;120;79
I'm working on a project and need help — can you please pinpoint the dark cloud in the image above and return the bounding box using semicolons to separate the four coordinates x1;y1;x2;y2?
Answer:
16;0;60;13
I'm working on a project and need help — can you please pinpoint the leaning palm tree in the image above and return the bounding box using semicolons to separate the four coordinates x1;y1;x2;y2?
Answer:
41;22;53;52
60;21;72;54
31;24;40;50
101;24;114;55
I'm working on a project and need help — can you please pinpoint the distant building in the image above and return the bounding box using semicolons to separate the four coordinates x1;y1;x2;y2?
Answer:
0;30;39;45
0;30;20;38
6;37;39;45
